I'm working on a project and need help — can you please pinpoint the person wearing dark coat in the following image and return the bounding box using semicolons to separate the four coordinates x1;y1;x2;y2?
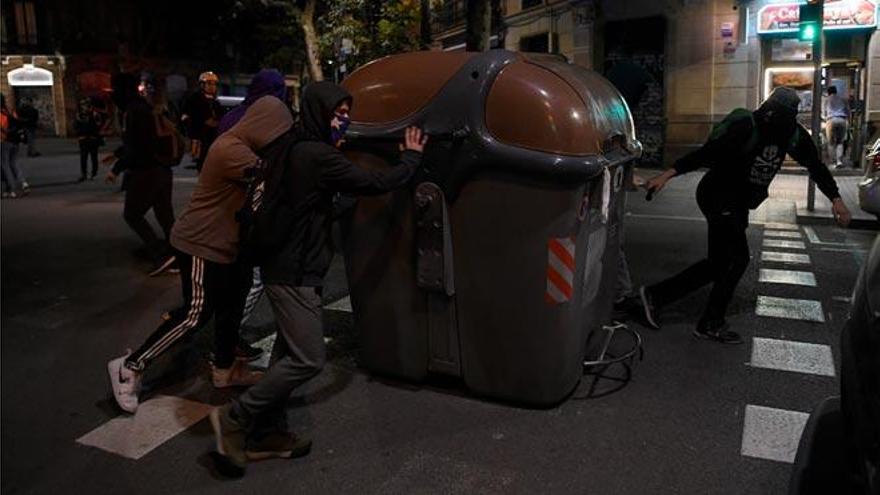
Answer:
74;97;104;181
104;73;176;275
637;87;851;344
209;82;428;473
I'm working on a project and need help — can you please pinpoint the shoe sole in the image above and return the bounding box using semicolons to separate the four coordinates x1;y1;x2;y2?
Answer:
148;256;177;277
245;441;312;461
106;358;137;413
639;286;661;329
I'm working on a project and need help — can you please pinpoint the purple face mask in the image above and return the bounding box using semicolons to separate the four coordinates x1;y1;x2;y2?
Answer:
330;113;351;146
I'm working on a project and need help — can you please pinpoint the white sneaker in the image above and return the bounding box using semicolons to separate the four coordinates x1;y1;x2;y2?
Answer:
107;353;142;413
212;360;264;388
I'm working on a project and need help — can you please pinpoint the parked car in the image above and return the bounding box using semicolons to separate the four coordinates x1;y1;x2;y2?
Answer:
788;234;880;495
859;139;880;219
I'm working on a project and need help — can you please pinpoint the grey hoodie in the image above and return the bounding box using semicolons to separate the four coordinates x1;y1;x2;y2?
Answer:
171;96;293;263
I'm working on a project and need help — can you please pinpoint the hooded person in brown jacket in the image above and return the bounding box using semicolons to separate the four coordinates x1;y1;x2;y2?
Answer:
107;96;293;414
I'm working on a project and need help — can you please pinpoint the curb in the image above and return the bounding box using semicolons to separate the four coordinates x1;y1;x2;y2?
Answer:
796;212;879;230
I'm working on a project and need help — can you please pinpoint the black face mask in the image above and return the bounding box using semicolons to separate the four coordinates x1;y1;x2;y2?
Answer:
756;101;798;140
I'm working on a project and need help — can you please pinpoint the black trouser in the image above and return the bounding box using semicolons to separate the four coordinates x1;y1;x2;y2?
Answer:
79;140;99;178
123;166;175;260
649;180;750;323
125;251;253;371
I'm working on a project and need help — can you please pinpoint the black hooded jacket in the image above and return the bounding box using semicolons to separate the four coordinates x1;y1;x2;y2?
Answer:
260;81;422;287
672;104;840;210
110;73;160;173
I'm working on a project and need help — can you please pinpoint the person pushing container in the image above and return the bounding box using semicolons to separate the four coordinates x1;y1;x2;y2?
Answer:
637;87;852;344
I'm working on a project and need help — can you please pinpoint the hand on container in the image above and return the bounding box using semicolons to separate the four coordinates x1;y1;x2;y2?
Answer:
401;126;428;153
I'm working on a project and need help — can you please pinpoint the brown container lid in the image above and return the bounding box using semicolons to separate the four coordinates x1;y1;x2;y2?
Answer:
486;60;609;156
342;51;476;125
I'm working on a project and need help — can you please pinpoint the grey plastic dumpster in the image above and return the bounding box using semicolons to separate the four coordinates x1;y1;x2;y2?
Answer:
339;50;641;406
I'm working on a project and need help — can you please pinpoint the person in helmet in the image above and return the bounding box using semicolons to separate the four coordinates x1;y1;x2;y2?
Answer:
636;87;851;344
182;71;223;171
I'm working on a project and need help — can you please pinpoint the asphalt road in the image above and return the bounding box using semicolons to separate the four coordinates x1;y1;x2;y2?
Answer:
1;141;876;494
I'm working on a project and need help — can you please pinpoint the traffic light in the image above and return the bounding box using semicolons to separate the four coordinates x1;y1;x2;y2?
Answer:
799;3;822;41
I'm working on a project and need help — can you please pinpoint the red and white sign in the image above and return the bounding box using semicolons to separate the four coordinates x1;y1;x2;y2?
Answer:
758;0;878;34
546;237;576;305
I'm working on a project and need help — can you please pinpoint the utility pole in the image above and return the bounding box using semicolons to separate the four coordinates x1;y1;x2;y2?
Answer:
802;0;824;212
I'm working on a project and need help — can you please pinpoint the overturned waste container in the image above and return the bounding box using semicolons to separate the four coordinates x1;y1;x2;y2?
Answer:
339;50;641;406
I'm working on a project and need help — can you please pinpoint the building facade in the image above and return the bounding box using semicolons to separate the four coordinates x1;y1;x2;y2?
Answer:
0;0;239;137
433;0;879;167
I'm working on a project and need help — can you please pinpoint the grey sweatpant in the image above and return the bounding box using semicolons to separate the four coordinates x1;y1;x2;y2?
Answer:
233;284;325;431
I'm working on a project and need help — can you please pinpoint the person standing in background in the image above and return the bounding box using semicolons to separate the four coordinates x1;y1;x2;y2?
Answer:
17;96;40;158
1;94;26;198
182;71;223;172
823;85;850;169
74;97;104;181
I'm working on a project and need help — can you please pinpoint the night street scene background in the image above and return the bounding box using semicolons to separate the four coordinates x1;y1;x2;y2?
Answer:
1;0;879;493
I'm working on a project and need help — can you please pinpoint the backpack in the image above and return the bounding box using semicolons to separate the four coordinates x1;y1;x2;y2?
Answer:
153;113;185;167
236;138;298;264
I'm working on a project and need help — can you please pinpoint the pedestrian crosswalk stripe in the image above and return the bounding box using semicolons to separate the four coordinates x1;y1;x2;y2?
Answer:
763;239;807;250
763;230;802;239
759;222;799;230
76;395;213;460
741;405;809;464
325;296;352;313
756;296;825;322
761;251;811;265
750;337;835;377
758;269;817;287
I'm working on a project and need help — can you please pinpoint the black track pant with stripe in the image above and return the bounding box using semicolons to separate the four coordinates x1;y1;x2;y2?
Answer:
125;251;252;372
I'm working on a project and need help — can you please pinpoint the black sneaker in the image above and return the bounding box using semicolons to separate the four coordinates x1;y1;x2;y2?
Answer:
246;431;312;461
236;342;263;362
147;254;177;277
210;404;248;476
693;319;743;344
638;286;661;329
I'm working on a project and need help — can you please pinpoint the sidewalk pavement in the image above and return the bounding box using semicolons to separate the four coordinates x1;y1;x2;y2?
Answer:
770;172;877;229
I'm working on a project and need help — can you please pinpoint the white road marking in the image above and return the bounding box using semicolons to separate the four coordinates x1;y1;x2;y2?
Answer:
741;405;809;464
756;296;825;323
802;226;821;244
763;230;802;239
762;239;806;250
251;333;277;369
626;213;705;222
76;395;213;460
761;251;811;265
759;222;799;230
758;269;817;287
325;296;352;312
750;338;835;377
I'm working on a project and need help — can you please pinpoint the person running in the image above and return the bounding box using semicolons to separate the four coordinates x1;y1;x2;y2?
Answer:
637;87;851;344
106;95;293;414
210;82;427;474
104;73;177;276
74;97;104;181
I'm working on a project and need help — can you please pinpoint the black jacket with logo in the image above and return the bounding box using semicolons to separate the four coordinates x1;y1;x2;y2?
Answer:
673;108;840;210
259;82;420;287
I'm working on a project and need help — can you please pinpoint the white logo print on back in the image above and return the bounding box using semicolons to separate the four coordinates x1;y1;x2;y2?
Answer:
749;144;782;186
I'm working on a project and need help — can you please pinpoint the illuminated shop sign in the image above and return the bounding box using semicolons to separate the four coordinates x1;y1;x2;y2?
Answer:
758;0;878;34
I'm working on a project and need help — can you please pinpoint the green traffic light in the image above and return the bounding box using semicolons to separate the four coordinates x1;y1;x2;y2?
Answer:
799;22;816;41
